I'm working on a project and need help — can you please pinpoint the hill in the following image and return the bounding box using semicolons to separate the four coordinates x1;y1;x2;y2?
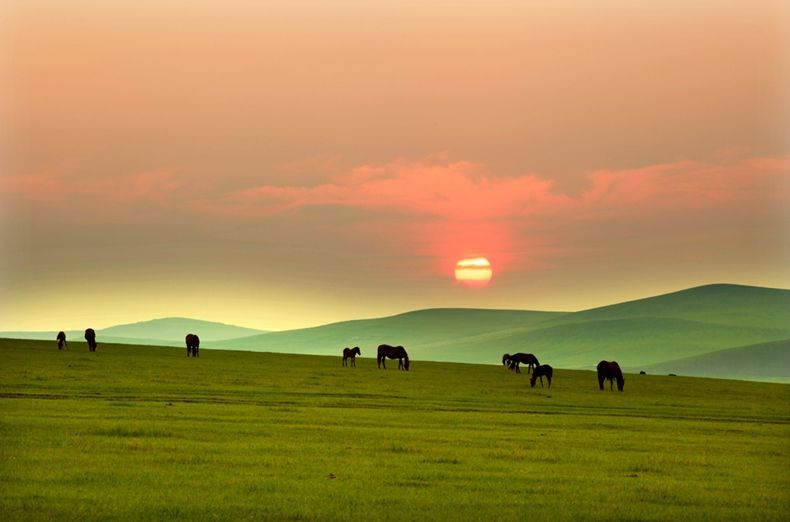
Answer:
99;317;265;341
642;339;790;382
215;308;561;354
545;283;790;330
214;284;790;381
3;284;788;382
0;317;266;347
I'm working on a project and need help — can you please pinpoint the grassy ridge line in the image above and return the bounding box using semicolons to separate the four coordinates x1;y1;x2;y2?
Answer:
544;283;790;329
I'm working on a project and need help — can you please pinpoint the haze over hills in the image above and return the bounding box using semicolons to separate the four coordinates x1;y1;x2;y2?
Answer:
0;317;266;347
2;284;788;382
643;339;790;383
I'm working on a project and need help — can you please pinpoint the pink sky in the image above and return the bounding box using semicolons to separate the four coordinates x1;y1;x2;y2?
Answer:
1;1;788;330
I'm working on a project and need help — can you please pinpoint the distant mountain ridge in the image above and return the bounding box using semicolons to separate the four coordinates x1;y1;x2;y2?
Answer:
212;283;790;381
2;284;788;382
0;317;266;347
100;317;266;341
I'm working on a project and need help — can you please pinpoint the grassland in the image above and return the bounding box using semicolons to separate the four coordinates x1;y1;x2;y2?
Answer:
1;338;788;521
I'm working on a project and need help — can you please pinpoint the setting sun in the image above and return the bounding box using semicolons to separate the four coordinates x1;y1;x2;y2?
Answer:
454;257;493;287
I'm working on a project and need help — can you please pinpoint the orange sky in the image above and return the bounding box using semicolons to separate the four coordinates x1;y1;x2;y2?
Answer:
1;1;789;330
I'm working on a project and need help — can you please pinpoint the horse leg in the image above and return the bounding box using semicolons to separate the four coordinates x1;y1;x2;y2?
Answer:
598;375;604;390
351;357;355;367
547;375;552;388
515;363;521;374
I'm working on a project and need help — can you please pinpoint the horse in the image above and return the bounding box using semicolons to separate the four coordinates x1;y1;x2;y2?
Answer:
185;333;200;357
84;328;97;352
530;364;553;388
342;346;361;367
502;353;539;374
597;360;624;391
56;331;67;350
377;344;409;371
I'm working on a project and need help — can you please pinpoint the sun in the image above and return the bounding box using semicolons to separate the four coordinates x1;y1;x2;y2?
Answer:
454;257;493;287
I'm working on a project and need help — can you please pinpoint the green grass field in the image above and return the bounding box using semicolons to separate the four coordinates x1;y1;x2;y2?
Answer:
2;339;788;521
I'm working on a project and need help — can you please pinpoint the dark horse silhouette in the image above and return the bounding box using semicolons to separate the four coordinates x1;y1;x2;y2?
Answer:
56;331;67;350
342;346;361;367
502;353;539;374
597;360;624;391
530;364;553;388
84;328;97;352
377;344;409;371
185;333;200;357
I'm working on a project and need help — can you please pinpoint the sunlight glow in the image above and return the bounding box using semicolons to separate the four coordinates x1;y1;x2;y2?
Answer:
454;257;493;287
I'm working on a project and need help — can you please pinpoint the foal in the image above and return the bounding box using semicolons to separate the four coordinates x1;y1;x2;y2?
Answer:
342;346;361;367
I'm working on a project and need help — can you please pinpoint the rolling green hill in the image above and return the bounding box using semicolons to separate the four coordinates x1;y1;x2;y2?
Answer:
3;284;788;382
214;284;790;381
545;283;790;330
643;339;790;382
0;317;266;347
215;308;562;354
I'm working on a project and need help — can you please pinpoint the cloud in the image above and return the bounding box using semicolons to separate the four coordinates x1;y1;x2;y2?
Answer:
2;165;188;220
203;159;573;221
5;154;787;277
196;154;788;276
205;154;789;221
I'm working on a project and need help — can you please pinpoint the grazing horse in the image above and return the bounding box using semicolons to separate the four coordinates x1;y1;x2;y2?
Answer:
84;328;97;352
597;360;624;391
185;333;200;358
530;364;553;388
377;344;409;371
56;331;67;350
502;353;539;374
342;346;361;367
